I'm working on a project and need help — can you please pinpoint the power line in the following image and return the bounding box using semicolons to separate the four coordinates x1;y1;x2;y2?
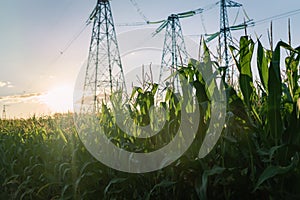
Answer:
255;8;300;25
116;21;148;26
200;13;207;34
60;23;90;55
189;8;300;39
48;17;91;66
118;2;219;27
129;0;149;22
52;3;300;68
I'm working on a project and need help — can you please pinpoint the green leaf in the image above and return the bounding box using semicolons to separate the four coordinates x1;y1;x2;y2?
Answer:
196;166;225;200
226;86;249;122
37;182;60;196
104;177;127;196
151;83;159;96
297;98;300;119
257;144;286;162
239;36;255;109
130;86;142;100
58;129;67;143
229;44;240;72
146;180;176;200
254;153;299;191
257;40;270;93
285;51;300;100
268;42;284;143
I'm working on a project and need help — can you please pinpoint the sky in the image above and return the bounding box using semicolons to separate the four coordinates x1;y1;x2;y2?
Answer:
0;0;300;118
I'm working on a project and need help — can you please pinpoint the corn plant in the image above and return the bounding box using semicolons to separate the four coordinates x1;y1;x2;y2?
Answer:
0;37;299;199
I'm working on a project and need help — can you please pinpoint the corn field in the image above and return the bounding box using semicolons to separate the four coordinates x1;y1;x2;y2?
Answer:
1;37;300;199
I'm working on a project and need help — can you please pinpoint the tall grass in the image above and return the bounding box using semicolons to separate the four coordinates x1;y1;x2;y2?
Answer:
0;37;299;199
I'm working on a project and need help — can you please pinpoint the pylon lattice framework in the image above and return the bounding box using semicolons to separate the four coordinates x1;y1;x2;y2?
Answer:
219;0;241;82
159;14;189;92
81;0;125;113
2;105;6;119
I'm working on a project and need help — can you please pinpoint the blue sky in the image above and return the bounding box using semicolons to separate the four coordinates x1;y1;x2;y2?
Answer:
0;0;300;118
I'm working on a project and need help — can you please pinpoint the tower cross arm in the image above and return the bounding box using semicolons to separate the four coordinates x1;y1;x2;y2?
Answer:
226;0;242;8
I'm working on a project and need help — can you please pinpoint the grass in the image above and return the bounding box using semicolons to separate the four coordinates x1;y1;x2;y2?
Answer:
1;37;300;199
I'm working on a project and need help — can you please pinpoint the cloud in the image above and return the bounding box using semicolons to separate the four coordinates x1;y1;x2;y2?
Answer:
0;81;8;87
0;92;43;104
0;81;13;88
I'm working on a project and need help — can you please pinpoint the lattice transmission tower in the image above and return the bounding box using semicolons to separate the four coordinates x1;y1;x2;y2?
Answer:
155;9;203;92
80;0;125;113
159;15;188;92
219;0;242;83
2;105;6;119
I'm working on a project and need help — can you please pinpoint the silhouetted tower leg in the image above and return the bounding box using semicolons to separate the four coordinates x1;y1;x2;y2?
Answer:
2;105;6;119
159;14;189;93
81;0;125;113
219;0;241;84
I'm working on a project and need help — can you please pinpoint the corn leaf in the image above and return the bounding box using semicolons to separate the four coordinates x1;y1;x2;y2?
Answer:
268;42;288;143
239;36;254;109
254;153;299;191
257;40;270;93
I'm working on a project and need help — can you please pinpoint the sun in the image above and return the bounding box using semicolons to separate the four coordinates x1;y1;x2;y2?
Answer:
40;84;74;113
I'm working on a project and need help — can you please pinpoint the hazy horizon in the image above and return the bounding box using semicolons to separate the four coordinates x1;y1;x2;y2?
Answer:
1;0;300;118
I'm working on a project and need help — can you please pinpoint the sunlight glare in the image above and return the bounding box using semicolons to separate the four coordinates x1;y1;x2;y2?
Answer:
40;84;74;113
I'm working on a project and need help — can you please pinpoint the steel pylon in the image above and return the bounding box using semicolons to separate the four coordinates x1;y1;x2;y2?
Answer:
80;0;125;114
219;0;241;83
2;105;6;119
159;14;189;93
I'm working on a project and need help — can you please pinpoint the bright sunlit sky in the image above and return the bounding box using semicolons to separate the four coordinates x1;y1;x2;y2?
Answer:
0;0;300;118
